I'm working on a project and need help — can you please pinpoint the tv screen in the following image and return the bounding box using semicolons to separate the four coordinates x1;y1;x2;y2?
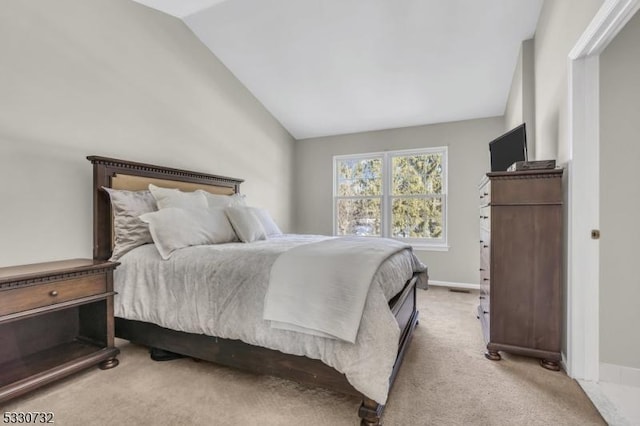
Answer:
489;123;527;171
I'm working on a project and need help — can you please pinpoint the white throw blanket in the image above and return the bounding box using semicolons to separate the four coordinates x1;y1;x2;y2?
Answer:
263;237;411;343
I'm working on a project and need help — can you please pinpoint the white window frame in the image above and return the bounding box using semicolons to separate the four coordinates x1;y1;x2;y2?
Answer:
333;147;448;251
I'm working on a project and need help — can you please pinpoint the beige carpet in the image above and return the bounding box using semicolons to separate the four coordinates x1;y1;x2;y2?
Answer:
2;287;605;425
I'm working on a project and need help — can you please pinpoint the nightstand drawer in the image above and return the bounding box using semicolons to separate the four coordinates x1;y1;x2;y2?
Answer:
0;275;106;316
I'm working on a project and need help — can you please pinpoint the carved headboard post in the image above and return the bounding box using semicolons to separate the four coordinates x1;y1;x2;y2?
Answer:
87;156;244;261
91;158;114;260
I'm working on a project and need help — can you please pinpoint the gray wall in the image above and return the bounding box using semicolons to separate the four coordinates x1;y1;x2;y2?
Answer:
599;10;640;369
294;117;504;284
533;0;604;162
0;0;295;267
504;39;535;158
504;45;524;130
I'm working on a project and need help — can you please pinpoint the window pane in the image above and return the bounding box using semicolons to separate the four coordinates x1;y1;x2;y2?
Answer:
336;158;382;196
392;154;443;195
391;197;442;238
336;198;381;236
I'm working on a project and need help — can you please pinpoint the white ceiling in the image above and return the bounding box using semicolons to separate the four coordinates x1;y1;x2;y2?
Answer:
133;0;543;139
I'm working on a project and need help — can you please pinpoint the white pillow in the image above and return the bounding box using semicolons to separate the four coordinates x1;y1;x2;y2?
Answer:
198;191;247;208
139;207;236;259
149;184;208;210
250;208;282;237
225;206;266;243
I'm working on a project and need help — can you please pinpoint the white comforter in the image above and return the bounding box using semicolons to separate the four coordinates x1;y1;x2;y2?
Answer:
114;234;427;404
264;237;411;343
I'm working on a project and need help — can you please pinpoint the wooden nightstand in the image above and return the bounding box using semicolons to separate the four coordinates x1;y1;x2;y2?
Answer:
0;259;120;402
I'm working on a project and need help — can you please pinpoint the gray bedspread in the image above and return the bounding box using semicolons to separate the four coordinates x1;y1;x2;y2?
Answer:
114;234;427;404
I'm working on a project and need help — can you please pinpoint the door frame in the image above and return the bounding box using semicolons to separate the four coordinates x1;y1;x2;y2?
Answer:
566;0;640;381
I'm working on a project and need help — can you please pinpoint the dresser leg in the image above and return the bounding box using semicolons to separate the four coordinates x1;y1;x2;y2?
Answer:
99;357;119;370
540;359;560;371
485;351;501;361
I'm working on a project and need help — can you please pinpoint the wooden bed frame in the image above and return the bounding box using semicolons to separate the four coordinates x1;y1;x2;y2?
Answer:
88;155;421;426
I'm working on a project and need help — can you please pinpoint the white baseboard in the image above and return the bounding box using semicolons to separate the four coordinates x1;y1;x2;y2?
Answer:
600;362;640;387
428;280;479;290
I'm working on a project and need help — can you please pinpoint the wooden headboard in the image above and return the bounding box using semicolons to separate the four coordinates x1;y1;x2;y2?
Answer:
88;156;244;261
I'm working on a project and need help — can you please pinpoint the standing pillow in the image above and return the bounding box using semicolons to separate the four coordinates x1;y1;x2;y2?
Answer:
149;184;208;210
225;206;267;243
102;187;157;261
140;207;237;259
198;191;247;208
250;208;283;237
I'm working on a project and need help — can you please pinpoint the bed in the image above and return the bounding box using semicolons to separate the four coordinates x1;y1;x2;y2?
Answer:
88;156;426;425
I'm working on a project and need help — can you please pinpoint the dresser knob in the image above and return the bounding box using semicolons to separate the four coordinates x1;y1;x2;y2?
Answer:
483;310;489;314
49;290;58;297
483;245;489;248
483;278;489;281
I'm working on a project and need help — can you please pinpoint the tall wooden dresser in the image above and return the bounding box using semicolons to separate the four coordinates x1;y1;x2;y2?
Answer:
478;169;563;370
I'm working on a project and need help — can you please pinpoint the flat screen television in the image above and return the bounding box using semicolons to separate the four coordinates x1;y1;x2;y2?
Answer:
489;123;528;171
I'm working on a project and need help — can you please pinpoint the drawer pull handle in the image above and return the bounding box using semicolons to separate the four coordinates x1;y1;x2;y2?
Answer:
484;192;488;196
479;296;485;299
49;290;58;297
483;245;489;248
483;278;489;281
479;268;485;271
483;310;489;314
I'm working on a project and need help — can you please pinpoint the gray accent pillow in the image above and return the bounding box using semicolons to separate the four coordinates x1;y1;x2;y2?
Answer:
225;206;267;243
102;187;157;261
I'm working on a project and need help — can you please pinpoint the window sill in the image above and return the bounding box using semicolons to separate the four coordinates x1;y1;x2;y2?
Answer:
332;234;449;251
409;244;450;252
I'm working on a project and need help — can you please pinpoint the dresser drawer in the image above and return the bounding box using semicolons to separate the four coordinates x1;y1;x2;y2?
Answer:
0;275;106;316
490;175;562;205
479;181;491;206
479;267;490;292
480;208;491;232
480;230;490;256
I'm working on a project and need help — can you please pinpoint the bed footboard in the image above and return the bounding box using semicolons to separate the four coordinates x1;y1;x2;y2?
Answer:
360;276;419;425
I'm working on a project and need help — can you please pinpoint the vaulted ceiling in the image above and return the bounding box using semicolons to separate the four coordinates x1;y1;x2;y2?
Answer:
133;0;543;139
